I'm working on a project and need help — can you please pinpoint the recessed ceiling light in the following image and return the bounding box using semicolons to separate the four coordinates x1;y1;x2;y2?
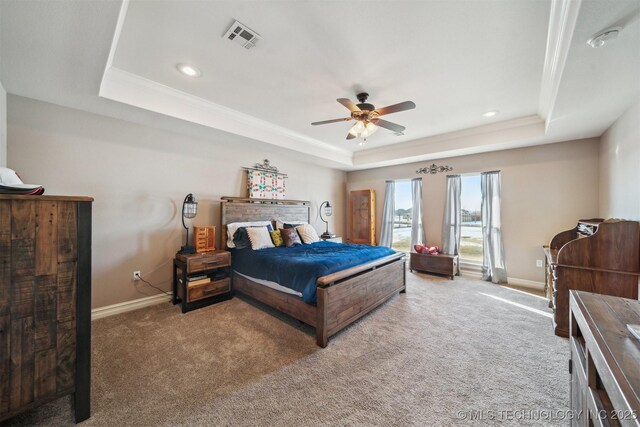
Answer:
587;27;622;48
482;110;499;118
176;63;201;77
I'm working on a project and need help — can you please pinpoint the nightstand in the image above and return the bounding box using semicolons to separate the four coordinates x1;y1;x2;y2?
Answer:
321;236;343;243
172;250;232;313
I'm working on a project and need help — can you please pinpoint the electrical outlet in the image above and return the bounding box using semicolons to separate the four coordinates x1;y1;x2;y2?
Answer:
133;271;141;281
536;260;543;268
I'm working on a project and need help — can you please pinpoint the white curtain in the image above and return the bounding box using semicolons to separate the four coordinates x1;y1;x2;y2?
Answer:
441;175;461;272
481;171;507;283
379;180;395;247
410;178;425;248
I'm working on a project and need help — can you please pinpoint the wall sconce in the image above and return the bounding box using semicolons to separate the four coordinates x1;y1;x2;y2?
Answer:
319;201;335;239
178;193;198;254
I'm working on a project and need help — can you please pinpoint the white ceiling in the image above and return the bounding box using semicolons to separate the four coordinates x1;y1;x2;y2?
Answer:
1;0;639;170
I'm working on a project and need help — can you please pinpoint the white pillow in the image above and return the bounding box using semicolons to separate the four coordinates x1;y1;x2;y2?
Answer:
246;226;275;250
226;221;272;248
296;224;320;244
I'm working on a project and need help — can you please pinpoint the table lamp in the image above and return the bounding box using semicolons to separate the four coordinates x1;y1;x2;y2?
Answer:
319;201;335;239
179;193;198;254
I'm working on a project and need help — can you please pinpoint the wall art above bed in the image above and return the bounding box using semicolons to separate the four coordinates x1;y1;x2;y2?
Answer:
243;159;287;200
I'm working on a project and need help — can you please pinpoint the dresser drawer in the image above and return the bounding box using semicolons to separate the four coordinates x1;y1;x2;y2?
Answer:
188;251;230;273
187;278;230;302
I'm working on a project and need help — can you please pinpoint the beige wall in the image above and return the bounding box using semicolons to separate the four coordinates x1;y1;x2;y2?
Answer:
0;79;6;167
8;95;346;308
599;101;640;221
347;138;601;283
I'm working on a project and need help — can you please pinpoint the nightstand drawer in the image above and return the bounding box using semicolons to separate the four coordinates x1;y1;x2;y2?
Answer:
187;278;230;302
188;252;230;273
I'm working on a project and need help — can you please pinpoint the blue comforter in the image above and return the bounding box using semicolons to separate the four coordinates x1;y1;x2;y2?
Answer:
231;241;396;304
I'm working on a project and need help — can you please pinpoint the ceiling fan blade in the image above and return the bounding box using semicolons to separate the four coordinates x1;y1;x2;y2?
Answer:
337;98;361;113
372;118;406;133
374;101;416;116
346;132;356;140
311;117;352;126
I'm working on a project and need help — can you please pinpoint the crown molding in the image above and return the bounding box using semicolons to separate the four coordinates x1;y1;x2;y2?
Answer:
353;115;545;168
102;0;129;76
100;67;353;165
538;0;582;130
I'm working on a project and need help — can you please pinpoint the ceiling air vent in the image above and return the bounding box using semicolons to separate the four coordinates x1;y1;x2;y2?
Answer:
223;20;262;50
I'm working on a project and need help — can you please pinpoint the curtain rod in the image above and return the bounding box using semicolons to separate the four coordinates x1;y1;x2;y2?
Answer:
242;166;288;178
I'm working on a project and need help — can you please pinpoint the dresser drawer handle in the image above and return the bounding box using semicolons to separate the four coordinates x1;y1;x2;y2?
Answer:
202;288;219;295
203;260;220;265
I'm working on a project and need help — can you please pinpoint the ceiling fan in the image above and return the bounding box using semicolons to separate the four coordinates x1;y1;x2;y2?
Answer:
311;92;416;141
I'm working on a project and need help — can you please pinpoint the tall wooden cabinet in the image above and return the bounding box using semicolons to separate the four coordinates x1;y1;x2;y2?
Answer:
350;190;376;245
0;195;92;423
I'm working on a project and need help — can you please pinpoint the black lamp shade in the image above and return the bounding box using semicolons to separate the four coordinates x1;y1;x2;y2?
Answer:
182;193;197;219
179;193;198;254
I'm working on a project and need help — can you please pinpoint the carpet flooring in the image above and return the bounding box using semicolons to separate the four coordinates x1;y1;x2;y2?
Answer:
2;272;569;426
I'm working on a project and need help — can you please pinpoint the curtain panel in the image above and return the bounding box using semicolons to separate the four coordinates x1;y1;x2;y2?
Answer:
379;180;395;247
481;171;508;283
442;175;461;273
410;178;426;248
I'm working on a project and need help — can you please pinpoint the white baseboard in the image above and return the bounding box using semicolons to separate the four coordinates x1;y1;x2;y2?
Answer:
460;267;544;291
461;270;482;279
506;277;545;291
91;293;171;321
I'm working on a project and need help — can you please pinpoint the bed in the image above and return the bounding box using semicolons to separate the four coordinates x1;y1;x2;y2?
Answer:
221;197;406;347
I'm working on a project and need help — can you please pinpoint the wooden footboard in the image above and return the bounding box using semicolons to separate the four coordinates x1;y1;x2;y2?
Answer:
232;253;406;347
316;255;406;347
233;272;317;326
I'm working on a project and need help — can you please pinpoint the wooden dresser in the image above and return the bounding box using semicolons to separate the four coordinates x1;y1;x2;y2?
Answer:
544;219;639;337
569;291;640;426
0;195;92;423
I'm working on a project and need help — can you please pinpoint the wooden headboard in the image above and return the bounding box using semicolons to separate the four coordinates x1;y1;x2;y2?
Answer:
220;197;311;246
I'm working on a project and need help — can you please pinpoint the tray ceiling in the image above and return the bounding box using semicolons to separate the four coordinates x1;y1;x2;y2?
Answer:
1;0;639;169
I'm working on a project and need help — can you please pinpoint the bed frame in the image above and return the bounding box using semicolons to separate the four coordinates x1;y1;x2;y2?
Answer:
221;197;406;347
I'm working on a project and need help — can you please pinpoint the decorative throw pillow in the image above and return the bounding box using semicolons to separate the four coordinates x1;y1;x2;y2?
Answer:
226;221;272;248
246;226;275;250
280;227;302;247
275;220;307;230
270;230;284;247
283;223;304;229
232;227;252;249
295;224;320;244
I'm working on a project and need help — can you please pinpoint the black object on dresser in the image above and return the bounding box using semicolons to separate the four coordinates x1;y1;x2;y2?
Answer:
569;291;640;426
0;195;93;423
172;250;232;313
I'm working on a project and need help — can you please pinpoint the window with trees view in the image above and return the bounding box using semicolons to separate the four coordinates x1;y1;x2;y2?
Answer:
460;174;483;263
391;180;412;252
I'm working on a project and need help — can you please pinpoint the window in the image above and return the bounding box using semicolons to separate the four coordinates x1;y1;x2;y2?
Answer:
460;174;483;263
391;180;412;252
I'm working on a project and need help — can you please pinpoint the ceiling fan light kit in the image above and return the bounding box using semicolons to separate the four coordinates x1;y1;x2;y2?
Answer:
312;92;415;141
349;120;378;138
